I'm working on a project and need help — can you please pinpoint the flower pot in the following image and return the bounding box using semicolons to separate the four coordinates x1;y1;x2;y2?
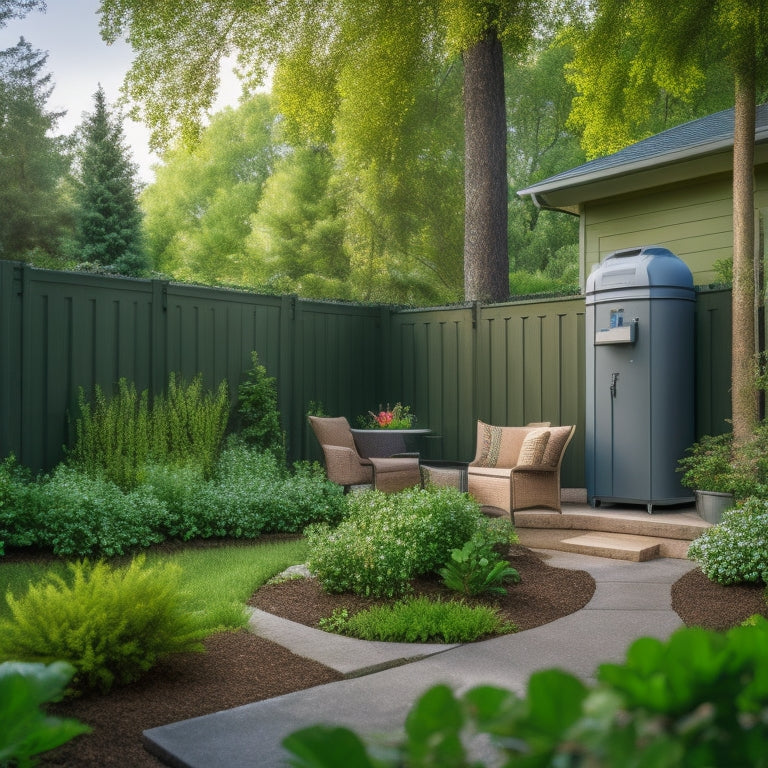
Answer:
695;489;734;525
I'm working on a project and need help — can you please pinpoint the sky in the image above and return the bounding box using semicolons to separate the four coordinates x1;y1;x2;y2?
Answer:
1;0;243;183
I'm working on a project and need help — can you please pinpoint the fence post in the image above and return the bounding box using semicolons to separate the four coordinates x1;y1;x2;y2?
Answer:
280;294;298;461
151;279;168;395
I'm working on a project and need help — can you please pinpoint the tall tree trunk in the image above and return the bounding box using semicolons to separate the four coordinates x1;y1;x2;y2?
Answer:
731;67;758;445
463;29;509;303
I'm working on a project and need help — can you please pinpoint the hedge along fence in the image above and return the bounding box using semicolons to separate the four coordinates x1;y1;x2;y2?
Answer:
0;261;732;488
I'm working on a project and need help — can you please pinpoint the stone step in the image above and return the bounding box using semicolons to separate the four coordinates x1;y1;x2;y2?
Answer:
558;532;663;562
514;507;709;543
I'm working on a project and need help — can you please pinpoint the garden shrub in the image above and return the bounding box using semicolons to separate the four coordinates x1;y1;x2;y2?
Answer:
0;455;38;555
687;498;768;585
68;373;229;489
322;596;516;643
0;557;207;693
34;465;165;557
234;351;286;464
0;661;90;765
284;617;768;768
146;445;346;541
306;487;482;597
439;539;520;597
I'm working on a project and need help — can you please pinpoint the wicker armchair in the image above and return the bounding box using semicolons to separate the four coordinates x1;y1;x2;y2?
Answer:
308;416;421;493
467;421;575;515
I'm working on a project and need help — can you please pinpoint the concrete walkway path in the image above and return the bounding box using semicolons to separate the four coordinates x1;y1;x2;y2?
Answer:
143;551;696;768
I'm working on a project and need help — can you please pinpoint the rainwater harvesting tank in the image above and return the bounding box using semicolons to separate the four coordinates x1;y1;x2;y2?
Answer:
585;246;695;513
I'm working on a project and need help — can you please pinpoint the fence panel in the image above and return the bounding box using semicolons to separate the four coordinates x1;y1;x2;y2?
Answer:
0;263;734;491
476;298;586;487
389;306;476;462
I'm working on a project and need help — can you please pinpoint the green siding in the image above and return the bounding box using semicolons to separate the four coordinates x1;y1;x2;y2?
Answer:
583;174;735;284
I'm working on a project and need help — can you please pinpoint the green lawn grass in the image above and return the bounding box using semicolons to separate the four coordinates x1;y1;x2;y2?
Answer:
0;538;309;633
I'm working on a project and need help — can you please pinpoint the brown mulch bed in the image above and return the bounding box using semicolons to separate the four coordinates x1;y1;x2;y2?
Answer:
23;543;767;768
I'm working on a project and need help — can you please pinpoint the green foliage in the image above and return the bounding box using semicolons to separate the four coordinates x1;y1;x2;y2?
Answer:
566;2;740;159
0;38;74;265
687;499;768;585
155;372;230;479
677;427;768;499
33;465;166;557
69;373;229;489
235;351;286;463
439;539;520;597
73;85;148;276
246;145;352;299
306;487;481;597
0;660;90;767
284;617;768;768
325;596;515;643
141;95;278;285
0;557;207;693
0;454;36;555
146;445;346;543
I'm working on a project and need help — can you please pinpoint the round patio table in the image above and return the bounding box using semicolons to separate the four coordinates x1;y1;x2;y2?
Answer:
350;428;432;459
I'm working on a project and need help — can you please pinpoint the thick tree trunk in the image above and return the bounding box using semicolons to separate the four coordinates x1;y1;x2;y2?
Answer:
731;70;758;445
463;30;509;303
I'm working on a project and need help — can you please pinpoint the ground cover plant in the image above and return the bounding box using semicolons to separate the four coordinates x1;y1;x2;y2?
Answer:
687;498;768;585
321;596;516;643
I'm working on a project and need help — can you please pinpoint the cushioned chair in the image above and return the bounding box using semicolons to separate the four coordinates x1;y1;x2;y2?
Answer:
308;416;421;493
467;421;575;514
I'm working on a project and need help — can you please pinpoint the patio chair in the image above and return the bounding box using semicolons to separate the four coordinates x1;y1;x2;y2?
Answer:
308;416;421;493
467;421;575;515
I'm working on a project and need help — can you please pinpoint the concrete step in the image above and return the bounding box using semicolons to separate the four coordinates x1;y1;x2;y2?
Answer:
558;532;663;562
510;499;709;560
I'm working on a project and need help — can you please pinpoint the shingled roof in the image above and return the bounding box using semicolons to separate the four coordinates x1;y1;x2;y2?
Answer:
518;103;768;210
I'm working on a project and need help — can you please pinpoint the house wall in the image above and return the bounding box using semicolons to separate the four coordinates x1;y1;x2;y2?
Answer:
581;172;739;284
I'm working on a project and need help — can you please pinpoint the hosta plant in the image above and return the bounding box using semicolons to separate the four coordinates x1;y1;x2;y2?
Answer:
439;539;520;597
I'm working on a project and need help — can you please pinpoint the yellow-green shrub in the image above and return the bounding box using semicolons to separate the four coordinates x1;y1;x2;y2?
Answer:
0;557;206;693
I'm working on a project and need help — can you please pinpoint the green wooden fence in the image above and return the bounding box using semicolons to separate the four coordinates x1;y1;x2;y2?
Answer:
0;261;732;489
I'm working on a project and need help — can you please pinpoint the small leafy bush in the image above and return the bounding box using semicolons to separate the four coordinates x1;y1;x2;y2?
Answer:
234;351;286;464
687;498;768;585
306;487;482;597
284;617;768;768
439;539;520;597
146;446;346;541
0;557;207;693
34;465;166;557
0;661;90;766
0;455;37;555
323;596;516;643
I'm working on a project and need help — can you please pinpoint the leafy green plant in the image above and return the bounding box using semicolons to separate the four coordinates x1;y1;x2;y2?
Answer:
35;465;165;557
306;487;481;597
0;661;90;767
0;557;207;693
284;617;768;768
687;498;768;585
235;351;286;464
439;539;520;597
69;373;229;488
153;372;230;479
0;455;37;556
318;607;350;634
325;596;515;643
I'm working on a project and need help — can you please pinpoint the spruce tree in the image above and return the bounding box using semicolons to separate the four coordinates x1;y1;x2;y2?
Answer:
0;38;72;262
74;85;148;276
